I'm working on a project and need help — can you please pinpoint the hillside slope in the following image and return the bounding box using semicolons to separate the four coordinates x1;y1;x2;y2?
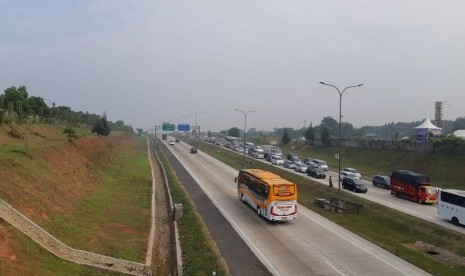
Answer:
0;124;152;275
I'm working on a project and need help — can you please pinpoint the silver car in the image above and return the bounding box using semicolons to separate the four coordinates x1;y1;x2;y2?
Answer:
294;162;308;173
271;155;284;165
342;168;361;179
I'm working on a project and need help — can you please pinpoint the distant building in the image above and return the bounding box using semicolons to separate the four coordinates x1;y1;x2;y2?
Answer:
453;130;465;139
413;118;442;143
365;133;382;140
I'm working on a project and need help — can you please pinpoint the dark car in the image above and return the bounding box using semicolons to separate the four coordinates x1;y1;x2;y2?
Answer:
287;153;300;162
307;167;326;179
342;177;367;193
283;160;296;169
190;147;198;154
303;158;314;164
372;175;390;189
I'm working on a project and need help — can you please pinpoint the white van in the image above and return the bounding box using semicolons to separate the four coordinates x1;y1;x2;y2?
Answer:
270;155;284;165
313;159;328;171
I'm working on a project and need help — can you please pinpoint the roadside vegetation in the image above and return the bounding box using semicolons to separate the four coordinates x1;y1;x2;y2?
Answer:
154;141;229;276
0;124;151;275
191;139;465;276
279;141;465;190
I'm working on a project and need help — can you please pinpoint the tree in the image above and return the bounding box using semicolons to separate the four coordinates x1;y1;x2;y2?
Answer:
321;116;338;128
304;124;315;144
340;122;355;137
282;128;291;144
136;128;143;136
228;127;240;138
91;114;111;136
453;117;465;132
321;127;330;146
431;134;465;154
63;127;78;142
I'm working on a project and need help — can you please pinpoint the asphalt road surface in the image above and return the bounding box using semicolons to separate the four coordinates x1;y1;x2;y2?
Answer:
162;138;431;276
212;142;465;235
273;159;465;235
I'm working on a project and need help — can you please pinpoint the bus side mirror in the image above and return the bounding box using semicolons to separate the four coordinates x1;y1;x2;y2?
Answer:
234;177;238;183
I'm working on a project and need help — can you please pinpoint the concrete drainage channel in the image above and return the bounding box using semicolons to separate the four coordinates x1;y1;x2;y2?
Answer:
0;137;186;276
149;137;183;276
0;198;148;275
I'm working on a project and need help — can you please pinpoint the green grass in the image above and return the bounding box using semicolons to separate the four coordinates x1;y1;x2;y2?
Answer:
0;135;151;275
281;142;465;190
1;222;125;276
155;141;228;276
190;139;465;276
43;137;152;261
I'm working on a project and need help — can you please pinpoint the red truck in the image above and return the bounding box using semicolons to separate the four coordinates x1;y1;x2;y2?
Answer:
390;170;438;204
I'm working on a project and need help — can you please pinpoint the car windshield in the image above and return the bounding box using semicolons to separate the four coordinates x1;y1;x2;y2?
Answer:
348;168;359;173
353;179;364;185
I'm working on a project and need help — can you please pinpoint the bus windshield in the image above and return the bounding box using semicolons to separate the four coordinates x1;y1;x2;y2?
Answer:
422;186;437;194
273;184;296;197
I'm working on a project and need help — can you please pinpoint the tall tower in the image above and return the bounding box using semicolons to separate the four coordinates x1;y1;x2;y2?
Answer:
435;101;443;128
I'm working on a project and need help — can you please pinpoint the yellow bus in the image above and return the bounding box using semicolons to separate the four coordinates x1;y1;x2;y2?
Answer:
235;169;297;221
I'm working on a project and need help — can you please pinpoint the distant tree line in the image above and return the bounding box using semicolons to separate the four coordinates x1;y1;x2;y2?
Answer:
222;114;465;146
0;86;134;133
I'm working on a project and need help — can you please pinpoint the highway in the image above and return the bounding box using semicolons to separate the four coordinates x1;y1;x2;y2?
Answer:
162;138;431;276
273;160;465;235
204;141;465;235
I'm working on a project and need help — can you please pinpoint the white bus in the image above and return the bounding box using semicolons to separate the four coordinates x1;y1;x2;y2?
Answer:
438;189;465;226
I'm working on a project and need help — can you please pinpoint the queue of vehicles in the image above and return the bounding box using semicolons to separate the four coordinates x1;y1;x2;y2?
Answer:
204;137;463;226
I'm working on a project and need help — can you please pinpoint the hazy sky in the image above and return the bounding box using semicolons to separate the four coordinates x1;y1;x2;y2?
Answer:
2;1;465;131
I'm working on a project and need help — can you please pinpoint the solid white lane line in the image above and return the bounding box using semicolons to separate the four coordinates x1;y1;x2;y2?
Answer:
167;144;281;276
298;208;413;276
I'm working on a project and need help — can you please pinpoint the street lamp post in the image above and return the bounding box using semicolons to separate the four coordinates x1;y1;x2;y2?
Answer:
235;109;257;167
319;82;363;201
192;112;202;140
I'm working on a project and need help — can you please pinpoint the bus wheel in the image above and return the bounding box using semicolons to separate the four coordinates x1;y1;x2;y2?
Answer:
257;206;262;217
452;217;460;226
418;198;423;204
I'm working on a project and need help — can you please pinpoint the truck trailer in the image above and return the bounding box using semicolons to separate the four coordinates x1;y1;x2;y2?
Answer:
390;170;438;204
261;145;282;160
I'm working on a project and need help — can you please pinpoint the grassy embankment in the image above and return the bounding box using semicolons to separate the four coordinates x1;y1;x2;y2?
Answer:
189;139;465;276
0;124;152;275
281;141;465;190
154;140;229;276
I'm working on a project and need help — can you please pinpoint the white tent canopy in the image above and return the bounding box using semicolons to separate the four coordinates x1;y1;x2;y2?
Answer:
412;118;442;143
413;118;441;130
